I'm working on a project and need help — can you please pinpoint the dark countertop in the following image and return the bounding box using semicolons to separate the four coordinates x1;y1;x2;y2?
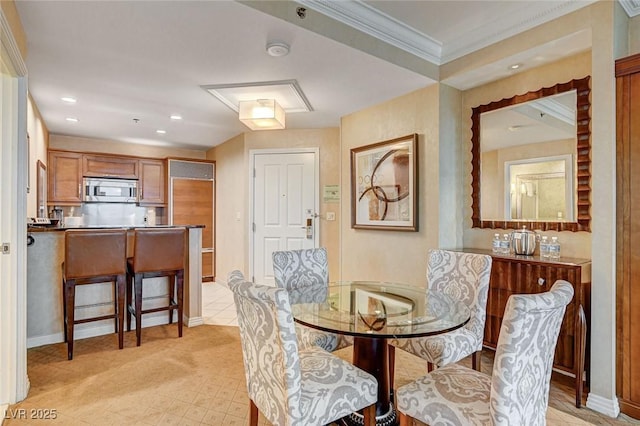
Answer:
27;224;205;232
459;247;591;266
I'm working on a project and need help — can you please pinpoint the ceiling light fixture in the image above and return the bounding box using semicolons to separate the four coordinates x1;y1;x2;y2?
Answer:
61;97;77;104
509;63;522;70
266;41;290;57
238;99;285;130
65;117;78;122
156;129;166;134
170;115;182;120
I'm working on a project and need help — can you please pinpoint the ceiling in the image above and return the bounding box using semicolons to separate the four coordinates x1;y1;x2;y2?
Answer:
14;0;636;151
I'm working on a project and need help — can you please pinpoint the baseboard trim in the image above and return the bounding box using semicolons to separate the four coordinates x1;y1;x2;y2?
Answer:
26;314;179;349
186;316;204;327
586;392;620;418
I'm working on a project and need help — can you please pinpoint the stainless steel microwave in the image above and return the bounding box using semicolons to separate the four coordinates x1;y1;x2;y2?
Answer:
83;178;138;203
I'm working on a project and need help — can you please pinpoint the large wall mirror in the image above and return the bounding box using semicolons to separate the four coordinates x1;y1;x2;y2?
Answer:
471;76;591;232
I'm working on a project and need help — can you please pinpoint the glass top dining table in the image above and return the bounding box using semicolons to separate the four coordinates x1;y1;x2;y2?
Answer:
290;281;470;426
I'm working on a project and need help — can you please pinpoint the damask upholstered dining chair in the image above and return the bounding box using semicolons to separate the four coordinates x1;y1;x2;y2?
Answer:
272;248;353;352
396;280;574;426
389;249;492;389
227;270;378;426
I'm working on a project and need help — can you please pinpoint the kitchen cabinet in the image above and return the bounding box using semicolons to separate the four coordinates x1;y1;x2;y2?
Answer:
83;154;139;179
139;159;166;205
462;249;590;408
616;52;640;420
48;151;83;205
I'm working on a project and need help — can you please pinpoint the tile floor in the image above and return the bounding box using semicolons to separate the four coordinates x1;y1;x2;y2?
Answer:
202;281;238;327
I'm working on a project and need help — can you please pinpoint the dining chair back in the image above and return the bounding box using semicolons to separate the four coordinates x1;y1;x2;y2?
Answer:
390;249;492;381
272;248;352;351
228;270;377;426
396;280;574;426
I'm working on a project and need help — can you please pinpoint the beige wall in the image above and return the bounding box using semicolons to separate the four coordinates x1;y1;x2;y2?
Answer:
340;84;443;285
207;133;246;280
49;134;206;160
0;0;27;59
630;15;640;55
208;128;341;283
26;95;49;217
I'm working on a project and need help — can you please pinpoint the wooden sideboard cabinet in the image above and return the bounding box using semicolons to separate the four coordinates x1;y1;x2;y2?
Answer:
139;159;166;206
48;150;83;205
462;248;591;408
83;154;139;179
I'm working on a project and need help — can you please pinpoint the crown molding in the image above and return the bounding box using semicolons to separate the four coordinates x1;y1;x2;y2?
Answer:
298;0;598;66
441;0;597;63
297;0;442;64
619;0;640;17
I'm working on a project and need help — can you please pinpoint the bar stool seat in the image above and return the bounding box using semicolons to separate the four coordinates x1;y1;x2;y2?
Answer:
63;229;127;360
126;227;186;346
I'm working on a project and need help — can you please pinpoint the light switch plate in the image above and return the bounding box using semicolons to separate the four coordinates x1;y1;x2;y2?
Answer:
326;212;336;221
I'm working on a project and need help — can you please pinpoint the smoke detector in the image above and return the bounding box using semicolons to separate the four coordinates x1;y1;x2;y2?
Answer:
266;42;290;57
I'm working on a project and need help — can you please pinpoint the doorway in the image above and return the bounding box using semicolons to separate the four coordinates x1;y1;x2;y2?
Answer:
250;149;319;285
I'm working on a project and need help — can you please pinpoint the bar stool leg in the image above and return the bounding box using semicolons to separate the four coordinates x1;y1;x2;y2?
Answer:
177;270;184;338
116;275;126;350
113;279;118;334
64;279;76;360
126;273;133;332
134;273;143;346
168;274;175;325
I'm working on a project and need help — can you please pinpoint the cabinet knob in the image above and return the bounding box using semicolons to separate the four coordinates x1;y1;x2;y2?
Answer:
538;277;545;286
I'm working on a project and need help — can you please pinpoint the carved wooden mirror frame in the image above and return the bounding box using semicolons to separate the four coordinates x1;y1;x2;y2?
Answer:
471;76;591;232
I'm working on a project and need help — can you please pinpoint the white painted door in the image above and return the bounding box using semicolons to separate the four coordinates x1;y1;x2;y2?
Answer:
251;150;318;285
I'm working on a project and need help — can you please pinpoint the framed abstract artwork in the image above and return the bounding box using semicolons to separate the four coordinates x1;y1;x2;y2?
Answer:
351;134;418;231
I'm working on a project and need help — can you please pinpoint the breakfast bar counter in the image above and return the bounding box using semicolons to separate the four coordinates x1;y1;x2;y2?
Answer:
26;225;204;348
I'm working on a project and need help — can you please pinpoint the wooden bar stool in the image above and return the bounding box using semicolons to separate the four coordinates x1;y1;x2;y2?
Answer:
63;229;127;360
126;227;186;346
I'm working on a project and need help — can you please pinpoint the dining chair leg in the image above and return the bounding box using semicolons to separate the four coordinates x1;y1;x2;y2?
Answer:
472;350;482;372
249;399;259;426
362;404;376;426
398;411;411;426
427;361;435;372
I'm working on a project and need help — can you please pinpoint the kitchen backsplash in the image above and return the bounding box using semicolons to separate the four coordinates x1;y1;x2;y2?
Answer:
52;204;164;227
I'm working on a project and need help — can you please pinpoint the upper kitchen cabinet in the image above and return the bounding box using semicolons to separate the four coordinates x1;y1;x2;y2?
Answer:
48;150;83;205
139;159;166;206
83;154;139;179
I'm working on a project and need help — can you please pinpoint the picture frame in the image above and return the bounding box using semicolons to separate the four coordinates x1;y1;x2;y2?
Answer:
351;134;418;231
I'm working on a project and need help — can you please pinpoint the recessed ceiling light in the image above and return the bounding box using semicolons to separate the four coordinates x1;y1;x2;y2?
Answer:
266;41;290;57
509;63;522;70
61;97;77;104
65;117;78;123
170;115;182;120
156;129;166;134
508;125;524;131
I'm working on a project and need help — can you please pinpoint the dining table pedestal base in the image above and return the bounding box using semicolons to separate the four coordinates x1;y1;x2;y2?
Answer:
344;404;397;426
349;336;398;426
